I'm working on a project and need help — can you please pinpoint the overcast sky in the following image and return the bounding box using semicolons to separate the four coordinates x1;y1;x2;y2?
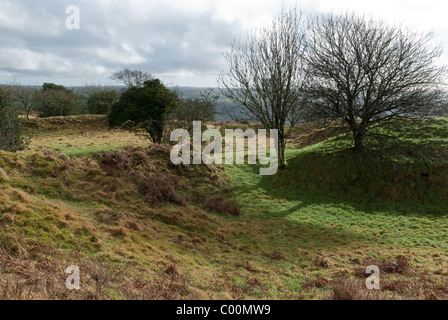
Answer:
0;0;447;87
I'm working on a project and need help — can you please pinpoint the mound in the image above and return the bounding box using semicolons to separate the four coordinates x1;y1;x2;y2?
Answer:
23;115;108;131
0;144;238;299
275;118;448;203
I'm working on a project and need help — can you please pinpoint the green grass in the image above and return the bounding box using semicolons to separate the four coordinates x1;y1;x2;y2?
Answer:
1;115;448;299
29;129;148;157
230;161;448;249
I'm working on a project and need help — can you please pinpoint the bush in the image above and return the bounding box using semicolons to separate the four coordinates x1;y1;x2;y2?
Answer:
87;89;120;115
93;147;186;206
138;174;186;206
93;147;152;176
0;87;29;152
204;196;240;216
34;83;82;117
108;79;179;144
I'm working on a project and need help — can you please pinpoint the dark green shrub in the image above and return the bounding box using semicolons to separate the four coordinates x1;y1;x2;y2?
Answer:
87;89;120;115
108;79;179;144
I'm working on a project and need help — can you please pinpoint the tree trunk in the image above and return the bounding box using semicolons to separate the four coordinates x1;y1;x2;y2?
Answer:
353;128;365;152
278;137;287;169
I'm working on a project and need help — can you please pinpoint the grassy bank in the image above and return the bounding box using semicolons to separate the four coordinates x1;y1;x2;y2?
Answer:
0;116;447;299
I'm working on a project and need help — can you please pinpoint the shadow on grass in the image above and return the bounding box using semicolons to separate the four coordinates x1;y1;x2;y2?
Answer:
228;166;377;251
270;128;448;215
225;118;448;252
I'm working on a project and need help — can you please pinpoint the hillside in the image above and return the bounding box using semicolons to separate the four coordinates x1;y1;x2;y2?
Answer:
0;116;448;300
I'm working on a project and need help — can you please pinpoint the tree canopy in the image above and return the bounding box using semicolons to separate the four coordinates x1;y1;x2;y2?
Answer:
87;89;120;115
304;13;447;151
171;89;218;124
108;79;179;144
34;83;82;117
111;69;153;88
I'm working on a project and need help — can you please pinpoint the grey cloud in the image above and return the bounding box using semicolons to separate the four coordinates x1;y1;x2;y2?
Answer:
0;0;242;86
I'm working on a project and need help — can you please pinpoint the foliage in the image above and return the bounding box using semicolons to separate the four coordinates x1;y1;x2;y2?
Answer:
87;89;120;115
0;87;29;152
42;83;67;91
111;69;153;88
108;79;179;144
9;84;37;119
171;89;217;128
34;83;82;117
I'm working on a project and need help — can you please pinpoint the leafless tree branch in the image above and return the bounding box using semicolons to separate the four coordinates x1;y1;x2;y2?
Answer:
219;7;307;166
303;13;447;151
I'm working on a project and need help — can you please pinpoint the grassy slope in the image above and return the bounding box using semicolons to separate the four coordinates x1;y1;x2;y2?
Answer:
0;115;448;300
25;115;148;157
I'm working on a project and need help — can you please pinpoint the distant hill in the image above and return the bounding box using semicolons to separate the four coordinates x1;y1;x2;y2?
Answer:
174;87;248;121
70;86;244;122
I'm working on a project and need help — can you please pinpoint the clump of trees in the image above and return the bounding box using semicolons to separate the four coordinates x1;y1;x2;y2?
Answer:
34;83;82;117
108;76;218;144
0;86;29;152
220;9;447;163
87;89;120;115
0;83;121;118
108;79;179;144
171;89;218;124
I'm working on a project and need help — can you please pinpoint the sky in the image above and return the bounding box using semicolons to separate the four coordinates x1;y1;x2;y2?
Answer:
0;0;447;87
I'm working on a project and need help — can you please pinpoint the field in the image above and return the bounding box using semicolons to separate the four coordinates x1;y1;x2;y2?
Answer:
0;115;448;300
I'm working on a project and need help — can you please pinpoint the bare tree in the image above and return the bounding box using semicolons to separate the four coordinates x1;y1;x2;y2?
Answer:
171;89;218;124
219;8;307;167
7;83;37;119
304;13;447;151
111;69;153;88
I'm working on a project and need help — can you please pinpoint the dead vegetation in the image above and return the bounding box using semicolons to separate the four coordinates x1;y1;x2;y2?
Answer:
211;270;269;300
122;273;188;300
353;255;411;277
330;276;387;300
0;135;240;300
204;196;240;216
320;255;448;300
23;115;108;132
122;263;190;300
138;175;186;206
287;121;349;148
329;273;448;301
1;116;447;300
265;250;287;262
0;242;194;300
